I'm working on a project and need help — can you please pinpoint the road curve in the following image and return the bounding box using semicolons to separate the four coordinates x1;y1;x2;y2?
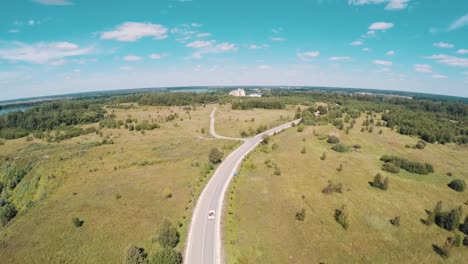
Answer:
185;108;300;264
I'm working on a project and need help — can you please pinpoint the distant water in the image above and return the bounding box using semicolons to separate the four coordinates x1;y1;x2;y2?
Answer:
0;106;31;115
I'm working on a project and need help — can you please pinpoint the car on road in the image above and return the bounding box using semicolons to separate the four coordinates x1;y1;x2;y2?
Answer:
208;210;215;220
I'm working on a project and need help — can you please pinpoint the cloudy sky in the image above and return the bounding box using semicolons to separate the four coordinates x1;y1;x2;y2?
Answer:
0;0;467;100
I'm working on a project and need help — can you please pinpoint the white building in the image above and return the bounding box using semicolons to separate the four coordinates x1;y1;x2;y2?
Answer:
229;88;246;97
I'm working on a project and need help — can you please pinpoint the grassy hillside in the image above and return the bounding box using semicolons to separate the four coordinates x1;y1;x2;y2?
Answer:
0;104;239;263
224;113;468;263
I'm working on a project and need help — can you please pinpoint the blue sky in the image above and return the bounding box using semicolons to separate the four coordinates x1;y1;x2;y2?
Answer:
0;0;467;100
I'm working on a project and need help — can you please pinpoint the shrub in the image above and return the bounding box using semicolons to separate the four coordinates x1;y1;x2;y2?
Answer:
72;217;84;227
156;219;180;248
125;244;148;264
390;216;400;227
353;144;361;149
434;206;462;231
448;179;465;192
334;205;349;230
371;173;389;190
415;141;426;149
464;236;468;246
208;148;223;164
337;163;343;172
151;248;182;264
322;181;343;194
382;163;400;174
380;155;434;175
301;147;306;154
320;152;327;160
433;237;453;258
327;136;340;144
460;216;468;235
331;143;350;153
0;203;17;226
297;124;304;132
261;134;271;145
271;143;279;150
446;172;453;177
162;187;172;199
295;209;306;221
273;166;281;176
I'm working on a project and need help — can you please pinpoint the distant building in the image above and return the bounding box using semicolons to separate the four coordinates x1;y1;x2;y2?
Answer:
248;93;262;97
229;88;246;97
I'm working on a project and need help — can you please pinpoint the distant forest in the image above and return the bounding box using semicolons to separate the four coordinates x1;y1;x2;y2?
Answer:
0;89;467;144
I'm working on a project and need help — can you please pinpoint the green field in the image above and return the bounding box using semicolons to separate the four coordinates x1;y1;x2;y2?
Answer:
0;104;239;263
224;113;468;264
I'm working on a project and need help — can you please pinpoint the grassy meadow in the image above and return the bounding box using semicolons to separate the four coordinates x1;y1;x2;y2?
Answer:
0;104;240;263
224;113;468;264
214;105;297;138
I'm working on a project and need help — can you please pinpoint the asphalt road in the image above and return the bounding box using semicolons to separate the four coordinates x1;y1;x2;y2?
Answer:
185;108;300;264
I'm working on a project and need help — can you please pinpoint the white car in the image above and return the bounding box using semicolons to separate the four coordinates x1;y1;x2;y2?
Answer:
208;210;215;220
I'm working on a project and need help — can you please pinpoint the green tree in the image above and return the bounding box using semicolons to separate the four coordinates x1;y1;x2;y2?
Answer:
124;244;148;264
208;148;224;164
156;219;180;248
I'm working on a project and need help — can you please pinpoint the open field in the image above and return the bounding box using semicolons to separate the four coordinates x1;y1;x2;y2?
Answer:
214;105;297;138
224;113;468;263
0;104;239;263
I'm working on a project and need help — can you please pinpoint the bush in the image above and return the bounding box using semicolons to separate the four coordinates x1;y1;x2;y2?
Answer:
208;148;223;164
464;236;468;246
151;248;182;264
297;124;304;132
382;163;400;174
162;187;172;199
0;203;17;226
334;205;349;230
331;143;350;153
300;147;306;154
460;216;468;235
390;216;400;227
380;155;434;175
156;220;180;248
371;173;389;190
322;181;343;194
448;179;465;192
125;244;148;264
327;135;340;144
261;134;270;145
415;141;427;149
435;206;462;231
72;217;84;227
320;152;327;160
295;209;306;221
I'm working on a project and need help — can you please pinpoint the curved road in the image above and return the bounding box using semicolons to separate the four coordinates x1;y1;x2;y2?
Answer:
185;108;300;264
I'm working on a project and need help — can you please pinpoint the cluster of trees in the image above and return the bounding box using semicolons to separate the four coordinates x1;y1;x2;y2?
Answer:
231;99;285;110
322;181;343;194
0;100;105;140
116;92;221;106
209;148;224;164
0;198;17;226
380;155;434;175
448;179;466;192
240;125;268;137
424;201;463;232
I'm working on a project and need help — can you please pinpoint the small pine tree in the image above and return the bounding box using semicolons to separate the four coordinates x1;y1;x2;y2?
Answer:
337;163;343;172
382;177;389;190
301;147;306;154
334;205;349;230
320;152;327;160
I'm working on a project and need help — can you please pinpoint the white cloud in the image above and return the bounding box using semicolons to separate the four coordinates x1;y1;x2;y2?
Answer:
196;33;211;38
186;40;214;48
373;60;393;66
9;29;19;33
457;49;468;54
123;55;141;61
297;51;320;61
249;44;269;50
149;53;167;59
73;69;80;73
28;20;35;26
191;23;202;28
448;14;468;31
272;27;283;34
189;42;237;59
348;0;410;10
362;47;370;52
258;65;272;70
32;0;73;5
414;64;432;73
350;40;363;46
432;74;448;79
0;41;92;64
101;22;168;42
369;22;394;30
49;59;66;66
427;54;468;67
462;72;468;75
433;42;454;49
119;66;132;71
271;37;286;42
329;56;352;61
386;50;395;56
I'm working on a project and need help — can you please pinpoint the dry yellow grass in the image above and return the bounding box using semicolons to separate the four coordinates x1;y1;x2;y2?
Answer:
224;114;468;264
0;104;239;263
